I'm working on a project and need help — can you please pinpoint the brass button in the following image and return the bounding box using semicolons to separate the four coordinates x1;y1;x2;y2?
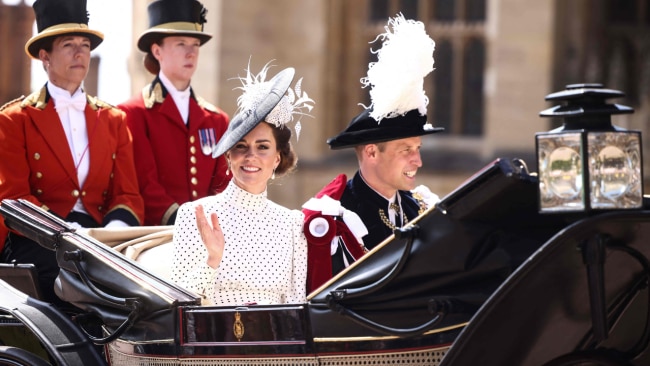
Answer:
190;167;197;175
192;190;198;198
81;191;86;196
103;190;108;196
110;173;114;179
190;146;196;154
98;206;103;211
190;136;195;143
36;172;43;179
72;189;80;197
190;156;196;164
33;153;40;160
112;153;116;160
36;189;43;195
191;177;198;185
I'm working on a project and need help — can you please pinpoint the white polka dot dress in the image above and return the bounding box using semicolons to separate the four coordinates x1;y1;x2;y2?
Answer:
171;180;308;306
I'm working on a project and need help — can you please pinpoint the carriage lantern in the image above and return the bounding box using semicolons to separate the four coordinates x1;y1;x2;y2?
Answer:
536;83;643;213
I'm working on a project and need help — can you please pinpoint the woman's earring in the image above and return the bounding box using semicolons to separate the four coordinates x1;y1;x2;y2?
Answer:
226;160;230;176
271;168;276;180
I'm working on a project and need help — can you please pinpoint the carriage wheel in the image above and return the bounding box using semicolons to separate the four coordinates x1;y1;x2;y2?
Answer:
0;346;51;366
542;349;632;366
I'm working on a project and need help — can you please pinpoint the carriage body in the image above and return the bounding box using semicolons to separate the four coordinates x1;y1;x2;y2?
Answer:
0;157;649;365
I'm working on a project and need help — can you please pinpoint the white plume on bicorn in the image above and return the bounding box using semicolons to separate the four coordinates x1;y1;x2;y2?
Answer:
361;14;435;123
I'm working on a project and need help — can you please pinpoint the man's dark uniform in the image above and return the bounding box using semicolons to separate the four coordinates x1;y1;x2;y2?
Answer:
334;171;423;273
303;109;441;292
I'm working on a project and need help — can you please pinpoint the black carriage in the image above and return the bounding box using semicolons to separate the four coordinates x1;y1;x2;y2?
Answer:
0;85;649;365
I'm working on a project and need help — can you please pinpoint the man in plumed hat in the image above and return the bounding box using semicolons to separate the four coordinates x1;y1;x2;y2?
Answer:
303;15;442;292
0;0;144;306
119;0;230;226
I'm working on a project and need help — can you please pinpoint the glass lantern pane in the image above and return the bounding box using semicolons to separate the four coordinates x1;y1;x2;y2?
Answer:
588;131;642;209
537;133;585;212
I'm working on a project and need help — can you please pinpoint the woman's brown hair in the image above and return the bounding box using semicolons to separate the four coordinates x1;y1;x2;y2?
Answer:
268;122;297;177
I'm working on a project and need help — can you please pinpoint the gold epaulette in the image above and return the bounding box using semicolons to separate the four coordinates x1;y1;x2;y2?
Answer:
411;191;429;215
20;87;48;110
87;95;116;111
142;82;164;109
195;95;220;114
0;96;25;112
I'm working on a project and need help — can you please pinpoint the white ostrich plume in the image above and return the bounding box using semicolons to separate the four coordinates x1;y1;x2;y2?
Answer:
235;61;315;140
361;14;435;123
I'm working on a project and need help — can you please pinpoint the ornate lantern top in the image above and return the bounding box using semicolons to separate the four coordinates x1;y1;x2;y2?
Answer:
539;83;633;130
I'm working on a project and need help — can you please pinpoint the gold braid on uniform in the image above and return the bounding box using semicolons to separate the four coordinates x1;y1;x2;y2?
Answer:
411;192;428;215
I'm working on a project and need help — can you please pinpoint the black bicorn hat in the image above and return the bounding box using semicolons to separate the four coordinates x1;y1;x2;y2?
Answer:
137;0;212;53
327;108;443;150
25;0;104;59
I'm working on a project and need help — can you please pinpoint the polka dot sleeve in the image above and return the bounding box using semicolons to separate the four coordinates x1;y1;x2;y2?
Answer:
171;201;215;301
284;210;308;303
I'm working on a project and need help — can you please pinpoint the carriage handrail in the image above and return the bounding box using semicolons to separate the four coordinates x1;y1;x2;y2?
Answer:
326;224;419;302
326;299;445;337
324;224;449;337
63;249;146;344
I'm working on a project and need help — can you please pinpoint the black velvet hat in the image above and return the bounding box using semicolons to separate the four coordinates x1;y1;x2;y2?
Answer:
137;0;212;53
211;67;296;158
327;109;443;150
25;0;104;59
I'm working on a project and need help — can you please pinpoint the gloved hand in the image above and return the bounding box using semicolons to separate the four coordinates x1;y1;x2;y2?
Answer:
105;220;129;229
66;221;84;230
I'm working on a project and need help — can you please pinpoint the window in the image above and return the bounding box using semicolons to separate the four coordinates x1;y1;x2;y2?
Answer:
603;0;650;106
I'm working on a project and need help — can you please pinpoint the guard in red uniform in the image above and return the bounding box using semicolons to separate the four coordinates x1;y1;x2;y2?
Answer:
119;0;230;226
0;0;144;306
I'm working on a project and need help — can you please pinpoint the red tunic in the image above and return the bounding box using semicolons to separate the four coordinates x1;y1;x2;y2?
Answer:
0;86;145;250
119;79;230;225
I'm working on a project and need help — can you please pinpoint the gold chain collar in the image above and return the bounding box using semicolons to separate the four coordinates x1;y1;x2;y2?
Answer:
378;207;409;231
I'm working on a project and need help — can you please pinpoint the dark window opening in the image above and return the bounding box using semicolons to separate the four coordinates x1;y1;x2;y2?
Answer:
433;40;453;132
399;0;418;19
607;0;636;23
466;0;486;21
461;38;485;135
433;0;456;21
370;0;390;22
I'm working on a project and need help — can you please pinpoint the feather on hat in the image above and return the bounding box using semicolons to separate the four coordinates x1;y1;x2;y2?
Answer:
327;14;443;150
211;61;314;158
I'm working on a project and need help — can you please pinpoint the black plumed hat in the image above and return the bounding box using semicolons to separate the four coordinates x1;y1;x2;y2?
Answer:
25;0;104;59
327;14;444;150
137;0;212;53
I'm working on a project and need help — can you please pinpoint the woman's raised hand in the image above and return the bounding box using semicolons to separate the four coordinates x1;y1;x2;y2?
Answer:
195;204;225;269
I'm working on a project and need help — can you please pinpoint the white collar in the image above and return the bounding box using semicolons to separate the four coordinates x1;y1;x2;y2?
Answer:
159;71;191;100
47;83;85;105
